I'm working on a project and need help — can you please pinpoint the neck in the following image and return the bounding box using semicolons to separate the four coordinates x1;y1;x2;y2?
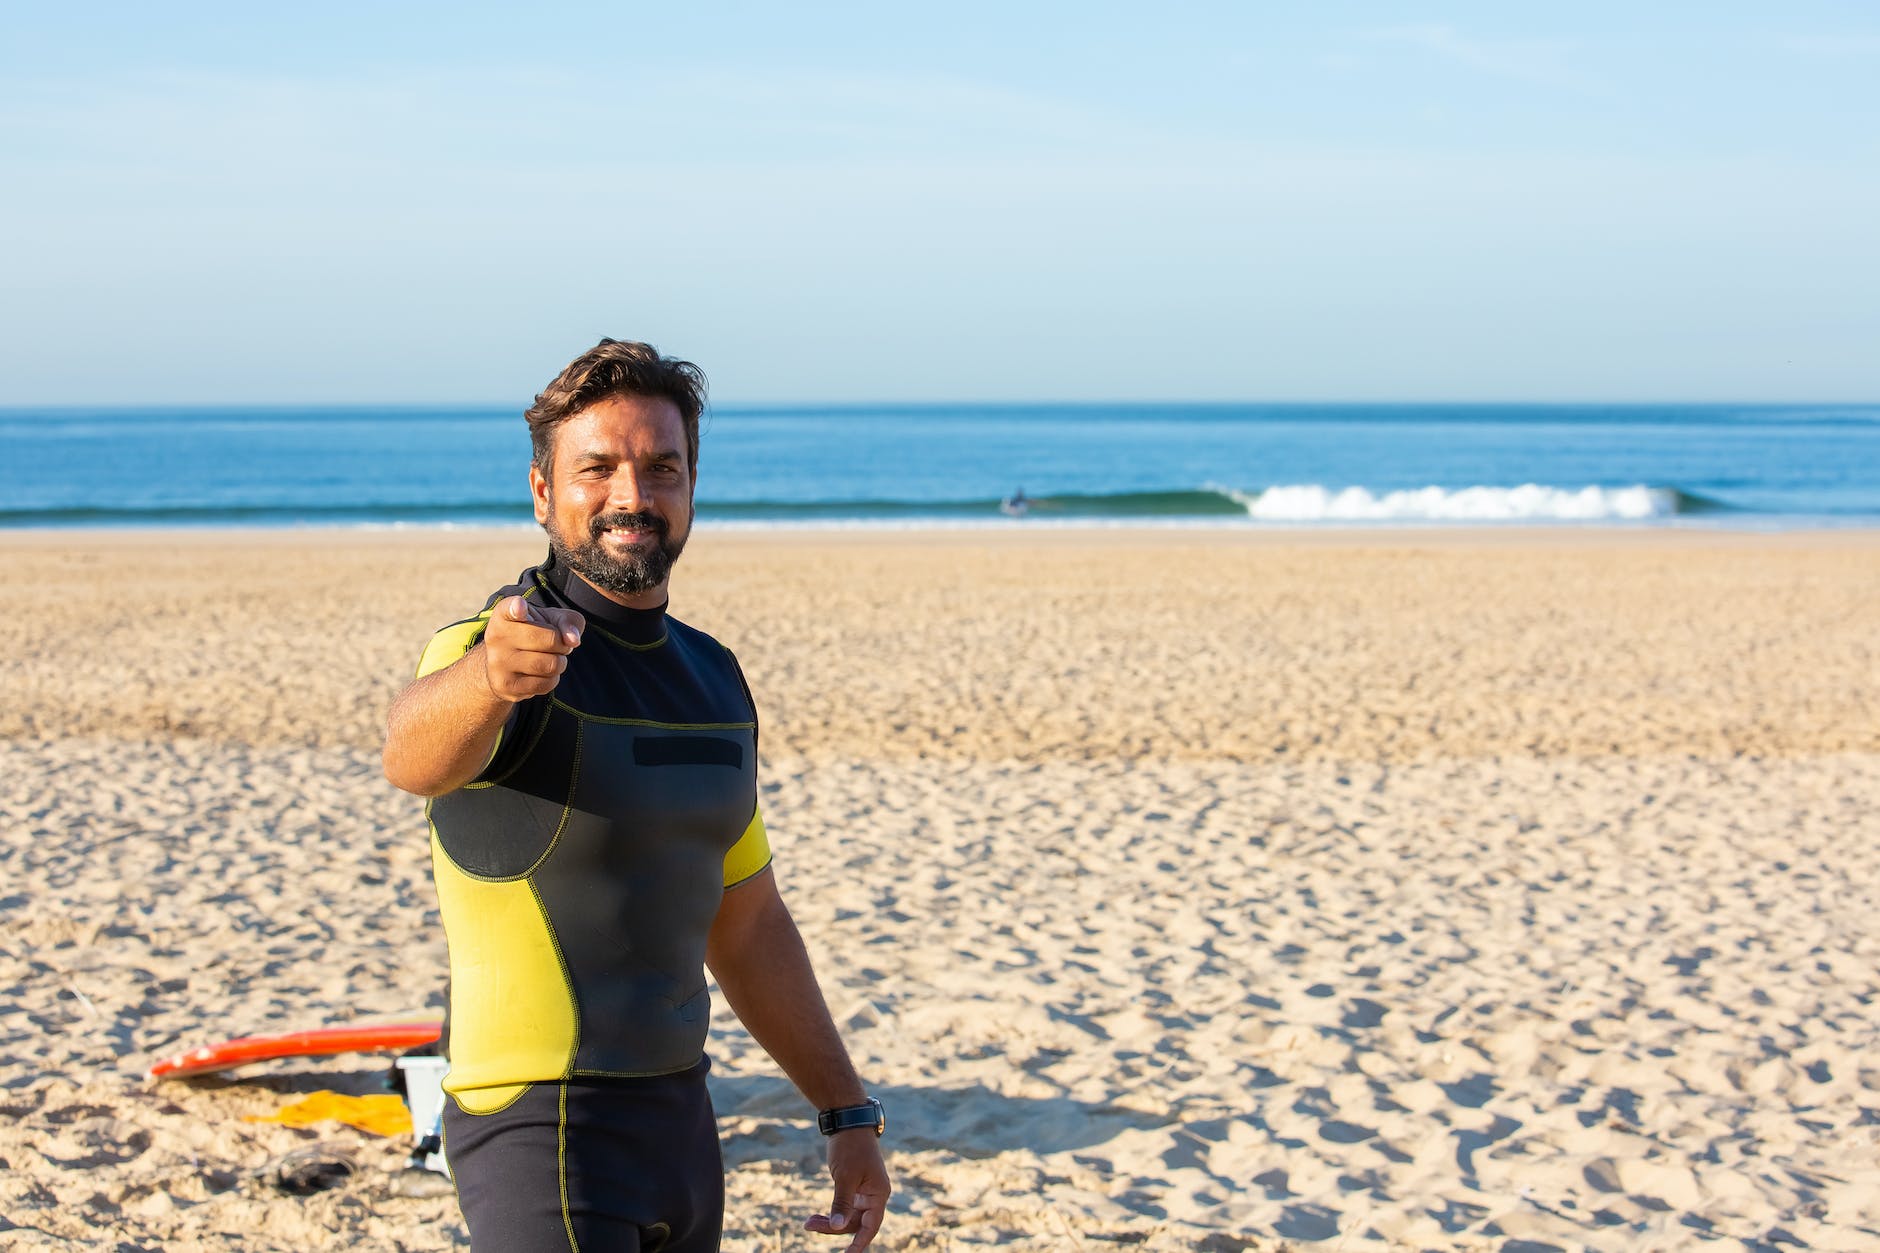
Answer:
541;551;672;632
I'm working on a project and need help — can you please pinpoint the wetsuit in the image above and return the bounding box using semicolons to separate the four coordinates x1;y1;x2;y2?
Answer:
416;551;772;1251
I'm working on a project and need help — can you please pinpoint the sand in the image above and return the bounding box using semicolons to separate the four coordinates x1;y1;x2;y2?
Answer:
2;526;1877;1250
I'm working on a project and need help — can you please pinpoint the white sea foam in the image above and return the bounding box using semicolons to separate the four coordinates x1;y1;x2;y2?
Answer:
1237;484;1678;522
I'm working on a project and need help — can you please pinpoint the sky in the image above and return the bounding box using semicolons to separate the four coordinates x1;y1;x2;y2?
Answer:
2;2;1877;404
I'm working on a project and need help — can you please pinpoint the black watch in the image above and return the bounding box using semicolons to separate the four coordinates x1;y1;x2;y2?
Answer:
817;1097;885;1137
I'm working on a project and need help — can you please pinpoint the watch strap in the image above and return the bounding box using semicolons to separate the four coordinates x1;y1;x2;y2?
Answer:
817;1097;884;1136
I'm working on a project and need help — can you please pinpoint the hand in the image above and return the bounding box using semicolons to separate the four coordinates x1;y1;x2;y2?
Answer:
805;1130;890;1251
480;596;584;702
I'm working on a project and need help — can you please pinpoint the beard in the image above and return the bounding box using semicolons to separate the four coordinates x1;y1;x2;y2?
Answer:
546;508;688;597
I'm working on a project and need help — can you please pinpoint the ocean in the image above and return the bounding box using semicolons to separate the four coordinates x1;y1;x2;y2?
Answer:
3;403;1877;530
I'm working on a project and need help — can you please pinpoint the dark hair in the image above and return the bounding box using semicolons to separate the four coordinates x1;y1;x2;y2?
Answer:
525;339;708;475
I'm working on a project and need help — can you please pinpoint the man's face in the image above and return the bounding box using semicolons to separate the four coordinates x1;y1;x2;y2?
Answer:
529;393;694;608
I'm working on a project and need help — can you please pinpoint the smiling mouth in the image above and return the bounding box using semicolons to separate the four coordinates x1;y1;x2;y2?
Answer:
591;512;667;542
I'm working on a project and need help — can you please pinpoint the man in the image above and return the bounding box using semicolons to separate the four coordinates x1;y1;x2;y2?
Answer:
382;339;890;1251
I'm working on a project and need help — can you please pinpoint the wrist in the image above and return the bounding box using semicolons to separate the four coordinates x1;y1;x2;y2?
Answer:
818;1097;884;1137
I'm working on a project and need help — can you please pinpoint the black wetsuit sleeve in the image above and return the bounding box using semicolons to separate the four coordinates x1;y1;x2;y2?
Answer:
723;647;760;759
412;605;544;786
477;695;548;784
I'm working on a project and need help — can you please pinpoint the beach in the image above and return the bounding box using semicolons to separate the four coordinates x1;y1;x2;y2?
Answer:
3;526;1877;1250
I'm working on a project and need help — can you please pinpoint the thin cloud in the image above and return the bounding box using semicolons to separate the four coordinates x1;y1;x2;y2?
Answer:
0;62;1182;174
1360;23;1596;93
1780;33;1880;57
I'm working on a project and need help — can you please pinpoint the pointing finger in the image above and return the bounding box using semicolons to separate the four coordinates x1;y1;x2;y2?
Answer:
541;607;585;648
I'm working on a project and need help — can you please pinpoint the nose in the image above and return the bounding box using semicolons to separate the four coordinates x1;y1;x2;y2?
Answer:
607;465;648;513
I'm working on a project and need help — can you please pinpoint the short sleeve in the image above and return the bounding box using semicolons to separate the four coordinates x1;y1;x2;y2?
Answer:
723;804;773;888
415;611;493;678
411;607;534;784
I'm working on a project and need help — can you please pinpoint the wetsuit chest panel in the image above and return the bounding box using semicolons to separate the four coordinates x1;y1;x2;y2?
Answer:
434;611;762;1081
430;710;579;880
566;723;754;870
553;626;739;725
533;719;758;1074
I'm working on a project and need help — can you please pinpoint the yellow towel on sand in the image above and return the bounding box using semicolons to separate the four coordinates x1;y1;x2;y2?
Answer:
244;1091;413;1137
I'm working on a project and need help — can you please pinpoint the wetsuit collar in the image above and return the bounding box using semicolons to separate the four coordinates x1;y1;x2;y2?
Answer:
540;551;669;646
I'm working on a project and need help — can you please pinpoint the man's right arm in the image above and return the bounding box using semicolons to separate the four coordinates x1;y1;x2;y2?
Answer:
382;596;585;797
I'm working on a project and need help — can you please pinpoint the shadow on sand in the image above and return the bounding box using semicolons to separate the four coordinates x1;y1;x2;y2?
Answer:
707;1071;1164;1166
171;1066;1168;1170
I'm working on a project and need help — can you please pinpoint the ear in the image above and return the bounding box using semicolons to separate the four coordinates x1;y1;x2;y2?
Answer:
529;462;551;526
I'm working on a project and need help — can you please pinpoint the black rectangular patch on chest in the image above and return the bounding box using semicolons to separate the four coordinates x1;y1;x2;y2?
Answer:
632;735;745;769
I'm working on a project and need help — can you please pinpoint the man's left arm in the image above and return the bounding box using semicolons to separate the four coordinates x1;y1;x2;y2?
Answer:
706;868;891;1251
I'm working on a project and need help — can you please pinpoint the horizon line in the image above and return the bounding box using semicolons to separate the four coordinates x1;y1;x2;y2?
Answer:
3;397;1877;413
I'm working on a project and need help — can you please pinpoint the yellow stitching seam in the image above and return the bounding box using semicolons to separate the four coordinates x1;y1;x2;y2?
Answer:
434;718;580;884
570;1061;707;1079
559;1081;578;1253
546;698;752;730
530;874;581;1079
720;802;770;888
504;719;580;884
590;622;669;651
723;856;775;891
424;720;578;886
413;610;492;679
520;718;584;884
483;697;556;787
447;1082;532;1117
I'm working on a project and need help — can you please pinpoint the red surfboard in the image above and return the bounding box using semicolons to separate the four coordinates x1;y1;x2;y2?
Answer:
145;1021;443;1081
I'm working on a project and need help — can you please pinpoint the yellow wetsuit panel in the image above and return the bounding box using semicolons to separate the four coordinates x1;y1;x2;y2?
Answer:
430;830;578;1114
415;608;765;885
413;610;509;778
415;611;493;679
722;806;772;888
418;558;771;1092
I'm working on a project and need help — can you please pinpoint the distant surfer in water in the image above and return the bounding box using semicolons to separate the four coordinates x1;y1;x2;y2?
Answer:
383;339;889;1252
1001;486;1029;517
